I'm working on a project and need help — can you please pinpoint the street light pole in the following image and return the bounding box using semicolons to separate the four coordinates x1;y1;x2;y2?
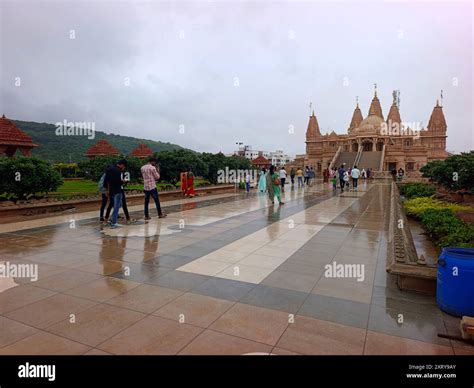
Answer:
235;141;243;192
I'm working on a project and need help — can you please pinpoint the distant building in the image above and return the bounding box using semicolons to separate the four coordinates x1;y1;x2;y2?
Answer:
234;145;292;166
130;143;153;159
0;114;38;157
305;88;448;174
269;150;292;167
85;139;120;159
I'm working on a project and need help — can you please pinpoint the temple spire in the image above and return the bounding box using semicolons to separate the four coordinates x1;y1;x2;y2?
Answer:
386;90;402;126
306;108;321;139
368;87;384;120
428;99;447;133
348;100;363;133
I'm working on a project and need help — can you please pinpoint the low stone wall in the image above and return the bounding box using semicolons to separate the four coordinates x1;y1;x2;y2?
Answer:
386;181;437;295
0;185;236;214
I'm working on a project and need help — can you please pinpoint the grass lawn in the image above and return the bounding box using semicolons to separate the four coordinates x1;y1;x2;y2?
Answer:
51;179;202;197
54;180;99;196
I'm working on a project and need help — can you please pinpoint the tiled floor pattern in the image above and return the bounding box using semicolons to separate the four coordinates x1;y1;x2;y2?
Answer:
0;181;471;355
176;195;358;283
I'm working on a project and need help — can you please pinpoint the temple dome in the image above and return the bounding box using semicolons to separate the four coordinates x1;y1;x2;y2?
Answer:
356;114;384;134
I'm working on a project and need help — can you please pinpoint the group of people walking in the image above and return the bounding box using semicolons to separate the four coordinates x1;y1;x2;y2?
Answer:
328;164;372;192
254;164;317;204
255;166;286;205
99;157;167;228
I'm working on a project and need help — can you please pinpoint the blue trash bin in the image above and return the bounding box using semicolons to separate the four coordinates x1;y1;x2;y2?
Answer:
437;247;474;317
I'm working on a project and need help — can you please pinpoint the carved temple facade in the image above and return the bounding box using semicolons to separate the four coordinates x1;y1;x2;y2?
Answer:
304;90;448;173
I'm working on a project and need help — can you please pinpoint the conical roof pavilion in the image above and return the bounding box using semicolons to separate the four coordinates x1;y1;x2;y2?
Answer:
0;114;38;157
85;139;120;159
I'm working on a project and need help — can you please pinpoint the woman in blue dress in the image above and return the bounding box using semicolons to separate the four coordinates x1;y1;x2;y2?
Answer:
258;168;267;192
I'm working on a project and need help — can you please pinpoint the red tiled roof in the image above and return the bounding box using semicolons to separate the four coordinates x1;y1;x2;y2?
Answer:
85;139;120;157
0;115;38;147
130;143;153;158
252;155;270;165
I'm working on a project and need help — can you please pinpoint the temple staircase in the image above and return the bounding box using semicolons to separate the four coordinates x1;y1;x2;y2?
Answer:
357;151;383;170
333;151;357;169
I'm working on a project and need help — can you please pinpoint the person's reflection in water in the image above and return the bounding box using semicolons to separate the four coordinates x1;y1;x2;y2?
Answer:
99;236;127;288
143;234;159;264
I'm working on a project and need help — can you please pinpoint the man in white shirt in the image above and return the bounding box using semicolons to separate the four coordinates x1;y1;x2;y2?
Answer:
279;167;287;192
245;172;251;193
351;165;361;191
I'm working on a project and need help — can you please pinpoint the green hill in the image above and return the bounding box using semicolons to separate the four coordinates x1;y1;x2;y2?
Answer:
13;120;187;163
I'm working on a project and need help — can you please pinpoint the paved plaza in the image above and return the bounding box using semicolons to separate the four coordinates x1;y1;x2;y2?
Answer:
0;181;471;355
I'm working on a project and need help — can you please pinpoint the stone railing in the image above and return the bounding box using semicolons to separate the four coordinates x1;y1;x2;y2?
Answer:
387;181;437;294
379;144;385;171
388;181;419;265
329;146;342;170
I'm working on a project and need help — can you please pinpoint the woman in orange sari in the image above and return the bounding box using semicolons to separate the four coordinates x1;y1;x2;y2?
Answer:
186;169;195;197
180;172;188;196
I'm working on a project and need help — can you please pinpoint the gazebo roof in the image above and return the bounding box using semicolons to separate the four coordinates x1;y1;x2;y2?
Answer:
130;143;153;158
0;115;38;147
252;155;270;165
85;139;120;157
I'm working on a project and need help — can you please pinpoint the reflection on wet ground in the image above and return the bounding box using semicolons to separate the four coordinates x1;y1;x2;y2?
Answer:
0;181;471;355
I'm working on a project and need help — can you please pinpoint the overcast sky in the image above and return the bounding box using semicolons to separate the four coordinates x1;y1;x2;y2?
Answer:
1;0;472;156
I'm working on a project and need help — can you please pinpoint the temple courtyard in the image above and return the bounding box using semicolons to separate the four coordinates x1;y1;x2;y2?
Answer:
0;181;472;355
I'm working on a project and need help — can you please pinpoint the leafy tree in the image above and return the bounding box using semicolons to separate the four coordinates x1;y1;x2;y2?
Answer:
0;157;63;200
78;156;118;182
53;163;79;178
421;152;474;192
201;152;230;184
78;155;143;183
154;149;208;184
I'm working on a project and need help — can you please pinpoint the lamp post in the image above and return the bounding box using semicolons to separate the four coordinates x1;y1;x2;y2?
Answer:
235;141;243;192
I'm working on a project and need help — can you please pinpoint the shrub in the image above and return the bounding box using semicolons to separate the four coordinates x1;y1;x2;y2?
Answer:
0;157;63;199
404;197;472;218
420;151;474;192
399;183;436;199
420;209;474;248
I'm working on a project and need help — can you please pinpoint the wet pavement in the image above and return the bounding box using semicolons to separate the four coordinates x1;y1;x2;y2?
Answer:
0;181;471;355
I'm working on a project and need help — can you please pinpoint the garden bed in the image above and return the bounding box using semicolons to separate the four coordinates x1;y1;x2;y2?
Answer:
401;183;474;250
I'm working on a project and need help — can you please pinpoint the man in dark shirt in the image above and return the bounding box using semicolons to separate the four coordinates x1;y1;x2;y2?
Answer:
103;160;127;228
338;164;346;192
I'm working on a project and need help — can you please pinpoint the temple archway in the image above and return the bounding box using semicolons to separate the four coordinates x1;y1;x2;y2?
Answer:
362;141;373;152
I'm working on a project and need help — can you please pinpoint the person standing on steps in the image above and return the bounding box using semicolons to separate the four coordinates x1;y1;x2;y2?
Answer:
141;157;167;220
